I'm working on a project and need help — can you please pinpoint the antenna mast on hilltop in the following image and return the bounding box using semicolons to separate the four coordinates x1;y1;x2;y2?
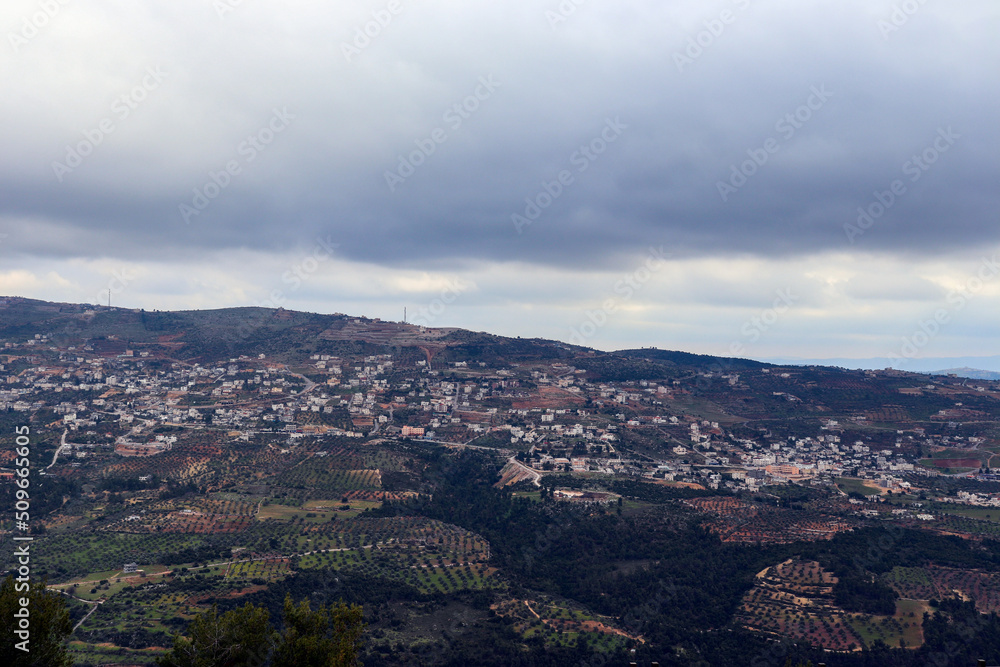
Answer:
108;289;111;308
404;307;407;323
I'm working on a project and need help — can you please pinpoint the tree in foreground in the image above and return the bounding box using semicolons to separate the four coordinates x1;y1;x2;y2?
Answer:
0;575;73;667
159;602;273;667
159;595;364;667
272;594;365;667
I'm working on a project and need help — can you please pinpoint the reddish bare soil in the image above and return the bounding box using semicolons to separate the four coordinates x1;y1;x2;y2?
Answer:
513;385;585;409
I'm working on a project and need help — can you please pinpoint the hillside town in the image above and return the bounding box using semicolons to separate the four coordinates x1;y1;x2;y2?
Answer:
4;324;998;508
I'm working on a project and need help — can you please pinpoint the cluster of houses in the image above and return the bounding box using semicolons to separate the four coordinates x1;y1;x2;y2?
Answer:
1;331;997;507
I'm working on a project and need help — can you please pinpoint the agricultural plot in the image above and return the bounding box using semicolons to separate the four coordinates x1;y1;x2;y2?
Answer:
105;510;255;534
356;448;414;473
511;385;587;410
50;563;175;599
32;531;248;581
51;573;137;602
217;444;287;481
75;590;177;643
863;406;912;422
270;455;383;496
492;596;639;652
102;443;224;482
686;497;857;544
172;496;258;515
737;559;923;651
291;444;372;468
918;461;980;474
884;566;1000;613
836;478;885;497
256;497;382;522
844;599;926;650
918;446;993;473
294;516;499;595
342;489;416;501
84;494;262;535
931;504;1000;523
68;641;169;666
929;513;1000;539
69;571;267;659
225;557;292;582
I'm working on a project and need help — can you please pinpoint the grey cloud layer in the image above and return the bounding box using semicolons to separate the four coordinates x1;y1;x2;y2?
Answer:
1;0;997;270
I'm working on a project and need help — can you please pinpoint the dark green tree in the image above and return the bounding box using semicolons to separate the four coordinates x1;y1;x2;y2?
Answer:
272;593;365;667
158;602;273;667
0;575;73;667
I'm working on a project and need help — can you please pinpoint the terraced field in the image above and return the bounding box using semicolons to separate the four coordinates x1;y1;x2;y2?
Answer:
884;565;1000;613
737;559;924;651
294;516;498;596
492;596;639;652
687;497;858;544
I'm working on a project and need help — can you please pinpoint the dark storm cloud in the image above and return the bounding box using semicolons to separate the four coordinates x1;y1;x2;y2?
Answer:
1;0;997;270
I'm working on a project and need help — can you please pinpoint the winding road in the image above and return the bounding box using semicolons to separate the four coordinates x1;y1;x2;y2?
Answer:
46;429;68;470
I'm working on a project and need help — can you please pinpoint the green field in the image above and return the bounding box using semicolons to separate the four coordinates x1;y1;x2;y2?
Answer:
930;504;1000;523
847;599;926;649
836;477;884;496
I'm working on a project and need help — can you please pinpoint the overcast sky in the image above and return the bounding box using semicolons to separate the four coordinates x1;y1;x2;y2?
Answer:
1;0;998;366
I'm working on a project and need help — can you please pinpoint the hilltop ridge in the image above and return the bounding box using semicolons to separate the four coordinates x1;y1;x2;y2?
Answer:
0;295;767;373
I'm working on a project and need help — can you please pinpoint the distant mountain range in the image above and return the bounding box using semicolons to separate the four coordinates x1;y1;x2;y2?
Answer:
925;367;1000;381
762;355;1000;375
